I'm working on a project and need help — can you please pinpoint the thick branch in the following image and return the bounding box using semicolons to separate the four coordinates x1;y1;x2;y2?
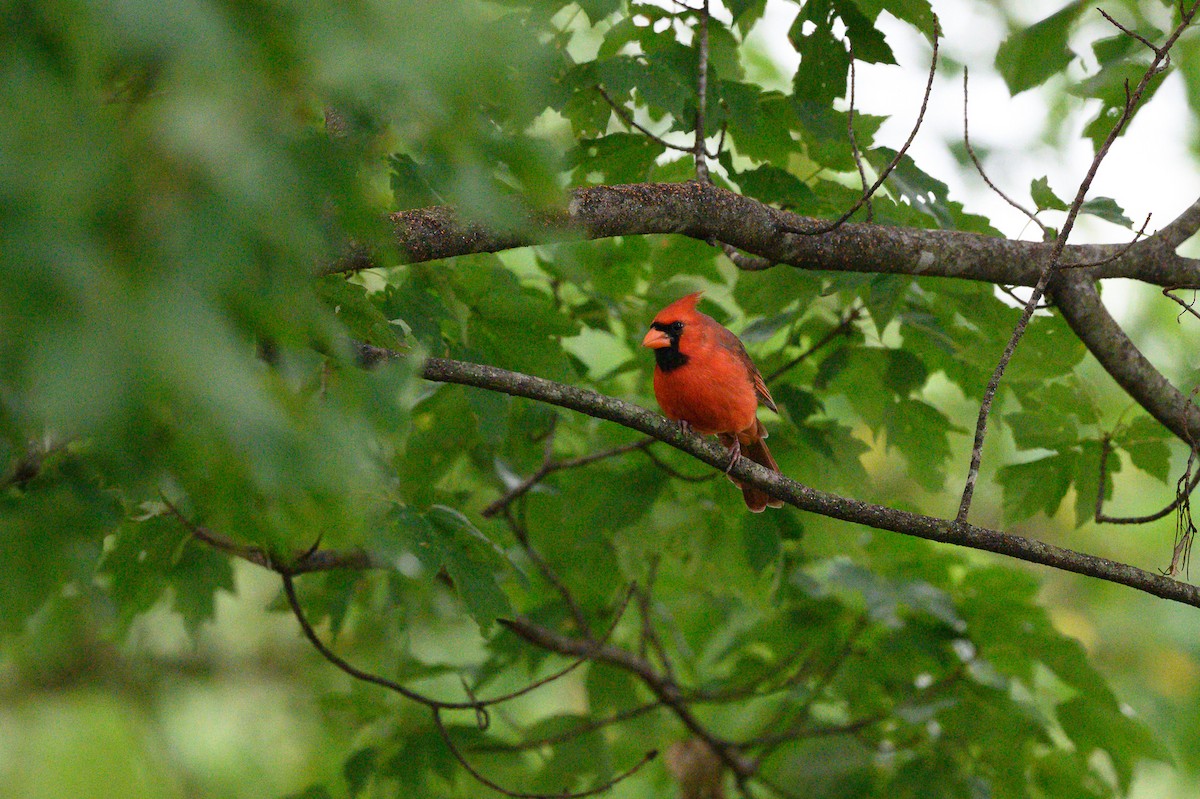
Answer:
385;183;1200;287
419;356;1200;609
1051;270;1200;444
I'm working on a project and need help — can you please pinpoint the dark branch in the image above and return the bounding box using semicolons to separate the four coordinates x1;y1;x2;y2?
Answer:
597;86;694;154
383;182;1200;288
433;706;658;799
499;614;757;781
1052;270;1200;445
184;353;1200;608
416;355;1200;609
956;4;1196;521
1096;434;1200;525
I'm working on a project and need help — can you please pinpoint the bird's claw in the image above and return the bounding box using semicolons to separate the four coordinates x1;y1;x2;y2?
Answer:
724;438;741;475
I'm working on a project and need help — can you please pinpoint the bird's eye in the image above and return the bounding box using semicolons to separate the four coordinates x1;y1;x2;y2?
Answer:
669;321;684;334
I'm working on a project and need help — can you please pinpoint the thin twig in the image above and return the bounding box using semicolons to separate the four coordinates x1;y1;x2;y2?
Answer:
962;67;1050;238
469;702;664;753
996;284;1052;310
500;615;757;781
283;567;636;716
597;85;694;153
1061;214;1152;269
765;305;863;383
433;707;658;799
1095;435;1200;524
777;21;940;236
1098;8;1170;64
956;2;1198;522
846;42;873;223
720;243;774;271
482;437;652;518
694;0;711;183
746;615;867;757
281;572;470;710
506;506;593;634
1163;286;1200;322
635;557;679;683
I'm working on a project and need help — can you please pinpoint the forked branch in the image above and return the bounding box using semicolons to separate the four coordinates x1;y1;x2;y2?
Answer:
956;2;1200;522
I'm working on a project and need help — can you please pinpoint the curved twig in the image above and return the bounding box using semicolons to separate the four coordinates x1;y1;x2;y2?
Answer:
765;305;863;384
693;0;711;183
1095;435;1200;524
280;569;635;715
956;3;1198;522
482;437;652;518
776;22;939;236
962;67;1050;238
1062;214;1152;269
846;43;873;223
433;706;658;799
597;85;694;153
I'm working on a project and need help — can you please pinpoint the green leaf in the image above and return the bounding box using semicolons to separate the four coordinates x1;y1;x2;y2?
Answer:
767;735;874;798
832;0;896;64
567;133;667;185
790;1;853;108
742;511;803;572
848;0;936;36
1006;314;1086;384
775;384;825;424
1005;408;1079;452
1079;196;1134;228
734;164;819;209
344;747;378;798
403;505;513;629
996;2;1087;95
0;466;117;634
1030;176;1069;211
997;451;1078;523
576;0;622;24
314;276;406;350
722;81;803;164
1073;62;1168;150
1113;416;1171;484
884;398;959;492
727;0;769;32
1057;696;1169;791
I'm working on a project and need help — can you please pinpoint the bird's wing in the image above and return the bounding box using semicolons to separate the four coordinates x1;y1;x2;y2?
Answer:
715;325;778;413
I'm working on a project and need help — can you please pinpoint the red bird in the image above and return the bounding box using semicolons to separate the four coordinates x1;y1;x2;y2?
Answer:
642;292;784;512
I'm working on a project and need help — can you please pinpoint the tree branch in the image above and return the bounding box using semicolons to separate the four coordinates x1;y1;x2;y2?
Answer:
417;356;1200;609
1051;270;1200;444
956;4;1197;521
499;614;757;782
383;182;1200;287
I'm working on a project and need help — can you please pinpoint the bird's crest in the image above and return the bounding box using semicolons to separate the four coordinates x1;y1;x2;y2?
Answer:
653;291;703;322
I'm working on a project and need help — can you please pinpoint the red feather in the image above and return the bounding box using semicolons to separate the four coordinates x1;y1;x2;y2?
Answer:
643;292;783;512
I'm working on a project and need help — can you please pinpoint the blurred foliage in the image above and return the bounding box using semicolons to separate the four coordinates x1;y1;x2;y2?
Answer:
1;0;1199;798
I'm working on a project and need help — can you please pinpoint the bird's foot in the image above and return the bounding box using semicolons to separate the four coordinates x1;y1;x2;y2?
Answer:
724;438;742;475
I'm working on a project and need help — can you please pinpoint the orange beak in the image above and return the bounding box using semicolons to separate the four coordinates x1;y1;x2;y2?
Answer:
642;327;671;349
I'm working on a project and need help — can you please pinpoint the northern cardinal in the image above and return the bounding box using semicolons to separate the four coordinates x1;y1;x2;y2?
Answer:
642;292;783;512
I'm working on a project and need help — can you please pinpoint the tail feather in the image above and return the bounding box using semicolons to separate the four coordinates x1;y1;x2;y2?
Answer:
739;436;783;512
720;422;782;512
